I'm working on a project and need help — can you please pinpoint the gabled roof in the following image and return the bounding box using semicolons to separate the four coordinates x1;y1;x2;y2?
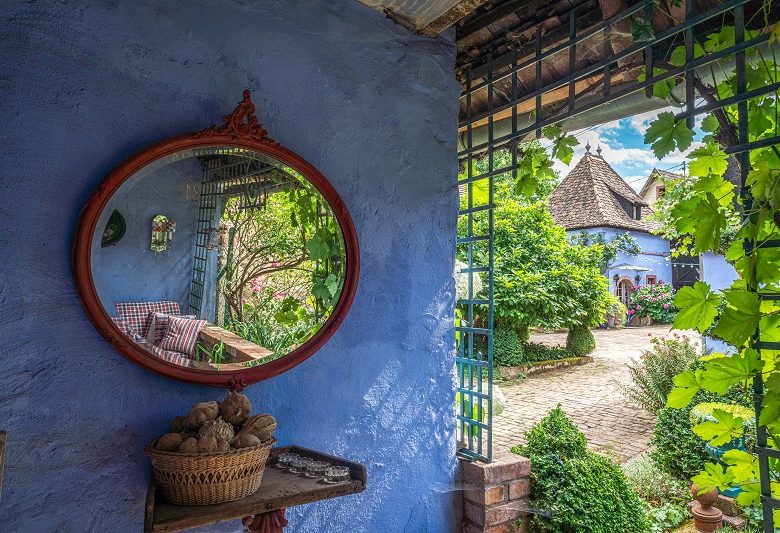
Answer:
548;153;658;233
638;168;682;199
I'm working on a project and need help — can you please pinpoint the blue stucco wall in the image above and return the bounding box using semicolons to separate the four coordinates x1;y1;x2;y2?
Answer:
701;252;739;354
567;227;672;287
0;2;459;532
91;159;202;315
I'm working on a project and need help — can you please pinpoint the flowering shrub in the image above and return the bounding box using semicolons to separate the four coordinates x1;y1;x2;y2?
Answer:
628;283;677;324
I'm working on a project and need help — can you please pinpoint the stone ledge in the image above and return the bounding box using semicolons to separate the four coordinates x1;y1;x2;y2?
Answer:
499;356;592;379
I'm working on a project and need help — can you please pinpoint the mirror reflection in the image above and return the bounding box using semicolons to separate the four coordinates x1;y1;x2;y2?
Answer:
92;146;346;371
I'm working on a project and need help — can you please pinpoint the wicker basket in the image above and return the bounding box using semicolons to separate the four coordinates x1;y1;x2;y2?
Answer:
145;438;275;505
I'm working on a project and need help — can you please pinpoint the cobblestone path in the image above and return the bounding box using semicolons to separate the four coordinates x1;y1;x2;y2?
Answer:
492;325;698;463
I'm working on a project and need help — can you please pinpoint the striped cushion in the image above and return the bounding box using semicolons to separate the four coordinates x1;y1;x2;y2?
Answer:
146;312;196;344
114;301;181;338
158;316;206;356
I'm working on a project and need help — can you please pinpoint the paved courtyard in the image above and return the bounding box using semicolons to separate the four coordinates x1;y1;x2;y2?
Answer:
492;325;699;463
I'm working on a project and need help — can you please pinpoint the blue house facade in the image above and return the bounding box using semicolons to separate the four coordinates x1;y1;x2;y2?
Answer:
549;150;673;306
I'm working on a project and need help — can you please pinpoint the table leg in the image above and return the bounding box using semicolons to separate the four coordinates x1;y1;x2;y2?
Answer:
242;509;288;533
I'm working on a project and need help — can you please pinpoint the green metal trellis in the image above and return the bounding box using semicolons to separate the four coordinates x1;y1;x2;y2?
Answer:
456;12;780;528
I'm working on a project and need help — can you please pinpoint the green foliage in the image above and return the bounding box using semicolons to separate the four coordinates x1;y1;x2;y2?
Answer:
512;407;648;533
623;454;690;506
490;201;611;332
616;334;701;413
566;325;596;356
493;325;524;367
643;111;694;159
569;230;641;272
604;294;628;326
629;283;678;323
543;124;578;165
643;502;689;533
523;342;579;363
651;402;711;480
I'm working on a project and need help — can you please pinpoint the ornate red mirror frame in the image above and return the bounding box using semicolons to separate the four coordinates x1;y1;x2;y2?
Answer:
72;90;359;389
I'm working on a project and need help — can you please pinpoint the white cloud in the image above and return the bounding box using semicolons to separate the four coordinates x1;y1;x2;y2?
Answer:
551;105;699;181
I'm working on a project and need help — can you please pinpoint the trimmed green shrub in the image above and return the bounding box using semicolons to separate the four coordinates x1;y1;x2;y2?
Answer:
566;325;596;356
523;342;577;363
493;325;524;366
512;407;648;533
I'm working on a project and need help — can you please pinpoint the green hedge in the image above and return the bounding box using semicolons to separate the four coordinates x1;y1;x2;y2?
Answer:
512;407;648;532
566;325;596;356
494;325;524;366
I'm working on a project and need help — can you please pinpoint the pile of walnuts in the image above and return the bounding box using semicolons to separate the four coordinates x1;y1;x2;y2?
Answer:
155;391;277;454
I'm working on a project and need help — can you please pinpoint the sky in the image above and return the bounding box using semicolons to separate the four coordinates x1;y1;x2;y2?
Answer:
548;106;706;192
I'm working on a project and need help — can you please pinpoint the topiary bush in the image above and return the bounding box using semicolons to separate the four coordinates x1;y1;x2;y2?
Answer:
523;342;577;363
512;407;648;533
493;325;524;366
566;325;596;356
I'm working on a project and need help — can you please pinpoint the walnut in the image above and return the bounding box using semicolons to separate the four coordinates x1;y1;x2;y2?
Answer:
215;438;231;453
184;401;219;430
232;433;261;449
156;432;184;451
197;435;218;453
235;414;277;442
198;417;235;442
179;437;198;453
219;391;252;426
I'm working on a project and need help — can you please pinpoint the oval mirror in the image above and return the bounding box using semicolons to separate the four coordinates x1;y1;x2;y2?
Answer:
73;91;359;387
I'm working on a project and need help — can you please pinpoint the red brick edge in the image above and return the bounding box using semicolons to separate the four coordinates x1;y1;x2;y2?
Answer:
459;452;532;533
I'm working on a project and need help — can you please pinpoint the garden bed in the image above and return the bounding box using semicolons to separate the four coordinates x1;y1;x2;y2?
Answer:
499;355;593;379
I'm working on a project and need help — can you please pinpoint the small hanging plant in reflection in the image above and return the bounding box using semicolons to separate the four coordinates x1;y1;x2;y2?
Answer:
151;214;176;252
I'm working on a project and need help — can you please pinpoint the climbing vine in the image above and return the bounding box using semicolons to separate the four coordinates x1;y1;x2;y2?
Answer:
647;11;780;522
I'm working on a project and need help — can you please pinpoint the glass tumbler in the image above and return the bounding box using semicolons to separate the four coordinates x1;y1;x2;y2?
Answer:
323;466;351;483
289;457;314;474
275;453;299;469
305;461;330;478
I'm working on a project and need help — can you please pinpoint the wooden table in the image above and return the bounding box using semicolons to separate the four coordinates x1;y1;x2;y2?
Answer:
144;446;366;532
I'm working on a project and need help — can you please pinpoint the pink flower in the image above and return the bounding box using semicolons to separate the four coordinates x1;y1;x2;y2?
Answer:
274;291;286;300
663;303;670;309
628;309;635;314
636;305;642;310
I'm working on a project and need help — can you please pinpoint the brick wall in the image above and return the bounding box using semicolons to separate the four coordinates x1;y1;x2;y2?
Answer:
460;452;532;533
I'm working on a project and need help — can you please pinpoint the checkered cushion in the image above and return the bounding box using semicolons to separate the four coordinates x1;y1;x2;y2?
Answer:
146;312;196;344
135;337;195;367
111;316;135;337
114;301;181;339
158;316;206;356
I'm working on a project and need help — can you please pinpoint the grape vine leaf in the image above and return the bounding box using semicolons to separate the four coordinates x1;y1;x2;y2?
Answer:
666;369;700;408
688;144;729;177
551;133;578;165
693;173;734;207
691;461;735;493
711;290;762;347
771;21;780;45
637;68;676;99
673;281;721;331
670;42;706;67
644;111;694;158
735;483;761;507
701;114;720;133
747;160;780;210
699;349;761;395
631;17;655;42
760;389;780;430
691;193;726;252
722;449;759;483
693;409;745;446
